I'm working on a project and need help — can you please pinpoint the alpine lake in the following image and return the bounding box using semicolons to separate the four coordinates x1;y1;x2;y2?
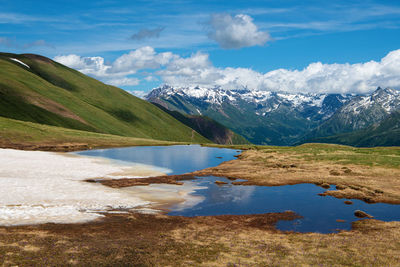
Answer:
76;145;400;233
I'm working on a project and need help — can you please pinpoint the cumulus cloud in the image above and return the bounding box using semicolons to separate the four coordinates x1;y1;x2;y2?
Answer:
157;49;400;94
158;52;223;86
260;50;400;94
55;46;400;94
54;46;175;87
110;46;175;74
208;14;271;49
130;27;164;40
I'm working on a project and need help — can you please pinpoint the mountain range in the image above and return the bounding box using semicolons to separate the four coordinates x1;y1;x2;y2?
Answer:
147;85;400;146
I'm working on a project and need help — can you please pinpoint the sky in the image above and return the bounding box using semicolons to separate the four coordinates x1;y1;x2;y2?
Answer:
1;0;400;96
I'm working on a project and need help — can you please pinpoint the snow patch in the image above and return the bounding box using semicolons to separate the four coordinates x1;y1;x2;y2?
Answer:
10;58;30;68
0;149;200;226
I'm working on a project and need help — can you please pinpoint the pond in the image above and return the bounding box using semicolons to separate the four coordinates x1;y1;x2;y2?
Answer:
75;145;400;233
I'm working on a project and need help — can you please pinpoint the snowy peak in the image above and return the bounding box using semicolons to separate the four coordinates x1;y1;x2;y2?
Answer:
342;87;400;115
147;85;351;116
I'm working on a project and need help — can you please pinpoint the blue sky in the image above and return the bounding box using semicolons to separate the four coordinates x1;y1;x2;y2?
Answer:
1;0;400;95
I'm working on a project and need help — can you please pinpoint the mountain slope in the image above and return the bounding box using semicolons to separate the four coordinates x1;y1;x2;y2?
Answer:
0;116;187;151
303;87;400;140
152;103;250;145
307;111;400;147
0;53;209;143
147;85;352;145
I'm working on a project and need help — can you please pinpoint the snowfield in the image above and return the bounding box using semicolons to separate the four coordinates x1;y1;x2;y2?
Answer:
0;148;199;226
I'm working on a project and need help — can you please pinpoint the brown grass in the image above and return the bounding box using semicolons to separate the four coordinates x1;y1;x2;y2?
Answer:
1;213;400;266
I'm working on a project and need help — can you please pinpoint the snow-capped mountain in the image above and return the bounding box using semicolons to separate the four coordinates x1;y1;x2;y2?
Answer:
147;85;352;119
305;87;400;139
147;85;400;145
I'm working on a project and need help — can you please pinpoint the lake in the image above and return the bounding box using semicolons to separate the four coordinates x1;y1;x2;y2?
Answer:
76;145;400;233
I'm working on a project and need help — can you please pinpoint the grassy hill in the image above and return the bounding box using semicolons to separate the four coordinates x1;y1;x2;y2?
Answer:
0;53;210;145
0;116;189;151
152;103;250;145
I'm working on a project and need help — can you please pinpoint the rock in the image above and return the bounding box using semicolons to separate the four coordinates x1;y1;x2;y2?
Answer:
336;219;346;223
336;184;347;190
215;180;228;185
354;210;373;218
344;200;353;205
321;183;330;189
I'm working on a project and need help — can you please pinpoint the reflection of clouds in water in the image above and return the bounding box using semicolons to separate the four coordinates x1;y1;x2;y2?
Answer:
75;145;238;175
208;184;256;204
121;181;206;211
147;145;210;170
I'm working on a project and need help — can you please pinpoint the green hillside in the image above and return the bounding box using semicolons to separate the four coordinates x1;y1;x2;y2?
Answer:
306;111;400;147
152;103;250;145
0;116;188;151
0;53;209;144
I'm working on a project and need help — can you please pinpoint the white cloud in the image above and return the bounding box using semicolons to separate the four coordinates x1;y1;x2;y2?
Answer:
157;49;400;94
260;50;400;94
157;52;223;86
110;46;175;74
54;54;110;77
54;46;176;87
55;47;400;94
208;14;271;49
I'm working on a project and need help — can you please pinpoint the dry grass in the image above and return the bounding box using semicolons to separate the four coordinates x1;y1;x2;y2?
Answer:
1;213;400;266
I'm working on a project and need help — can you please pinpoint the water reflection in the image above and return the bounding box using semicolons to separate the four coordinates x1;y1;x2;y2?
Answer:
76;145;239;175
168;176;400;233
